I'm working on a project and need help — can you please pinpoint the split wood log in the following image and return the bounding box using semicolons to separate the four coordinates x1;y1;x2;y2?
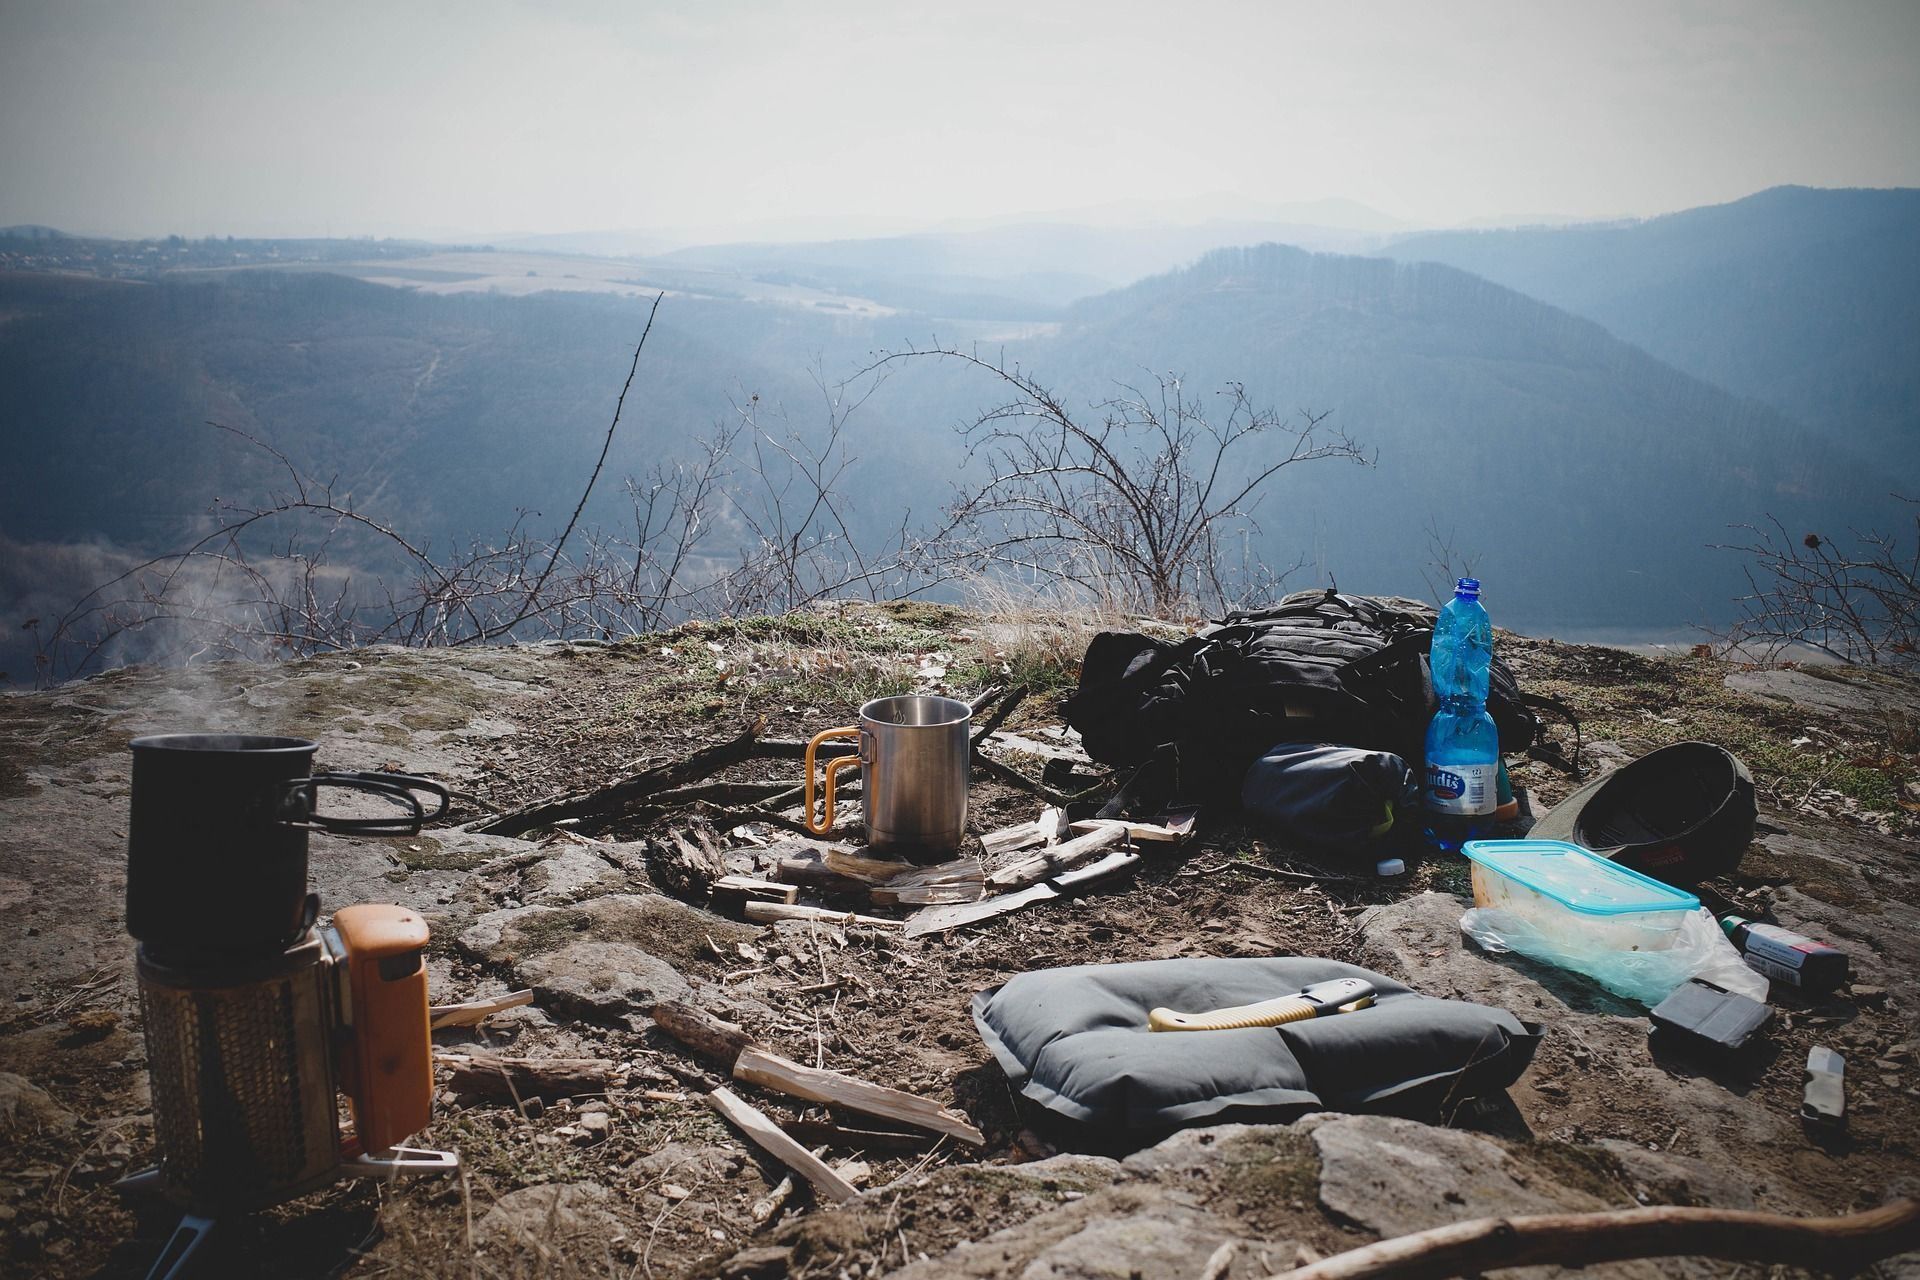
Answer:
651;1000;761;1070
1070;809;1198;843
985;821;1128;891
978;820;1047;858
820;847;919;883
1265;1197;1920;1280
428;989;534;1029
744;902;904;929
712;876;800;907
906;847;1142;936
770;854;870;893
477;722;764;836
705;1087;859;1204
824;848;982;889
869;881;985;907
435;1052;615;1102
732;1047;985;1145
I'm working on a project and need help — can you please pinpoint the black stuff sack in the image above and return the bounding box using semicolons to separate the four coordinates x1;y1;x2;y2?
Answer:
972;957;1541;1130
1240;742;1415;851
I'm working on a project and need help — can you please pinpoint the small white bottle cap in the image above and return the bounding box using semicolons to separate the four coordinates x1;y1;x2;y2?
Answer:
1375;857;1407;878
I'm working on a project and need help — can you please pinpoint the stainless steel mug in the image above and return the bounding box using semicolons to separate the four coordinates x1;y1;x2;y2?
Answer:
804;694;970;853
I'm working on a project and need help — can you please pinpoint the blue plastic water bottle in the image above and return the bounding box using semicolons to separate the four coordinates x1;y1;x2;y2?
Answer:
1424;579;1498;851
1430;578;1492;703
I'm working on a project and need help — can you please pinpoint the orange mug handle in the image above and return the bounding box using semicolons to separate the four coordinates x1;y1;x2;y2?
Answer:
804;725;862;835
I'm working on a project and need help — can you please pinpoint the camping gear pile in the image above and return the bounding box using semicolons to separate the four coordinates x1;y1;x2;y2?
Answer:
88;585;1872;1277
113;734;459;1280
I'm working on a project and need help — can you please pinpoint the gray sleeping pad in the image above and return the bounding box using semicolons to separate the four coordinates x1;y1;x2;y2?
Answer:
972;956;1540;1129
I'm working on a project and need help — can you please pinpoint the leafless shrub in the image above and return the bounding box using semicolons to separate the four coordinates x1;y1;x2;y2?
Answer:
29;303;952;684
860;346;1371;618
1715;501;1919;667
1420;518;1479;606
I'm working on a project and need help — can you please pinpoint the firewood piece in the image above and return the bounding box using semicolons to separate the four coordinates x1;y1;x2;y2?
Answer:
428;989;534;1029
750;1174;796;1225
967;685;1026;749
1070;809;1198;843
713;875;800;907
705;1087;860;1204
869;881;985;907
731;1047;985;1145
779;1118;938;1154
985;821;1127;891
744;902;903;929
650;1000;765;1071
436;1052;615;1102
821;847;917;883
1265;1197;1920;1280
477;722;764;836
906;848;1141;936
770;854;870;893
978;819;1047;858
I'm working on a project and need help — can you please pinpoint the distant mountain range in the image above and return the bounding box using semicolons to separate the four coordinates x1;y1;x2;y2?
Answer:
1;185;1912;678
1381;186;1920;458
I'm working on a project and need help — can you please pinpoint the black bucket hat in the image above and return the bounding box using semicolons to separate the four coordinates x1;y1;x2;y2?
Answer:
1529;741;1756;887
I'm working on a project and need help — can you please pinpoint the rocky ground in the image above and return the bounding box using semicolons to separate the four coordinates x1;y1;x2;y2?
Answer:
1;603;1916;1279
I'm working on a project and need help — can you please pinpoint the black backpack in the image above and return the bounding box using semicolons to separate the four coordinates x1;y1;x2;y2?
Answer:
1063;589;1542;805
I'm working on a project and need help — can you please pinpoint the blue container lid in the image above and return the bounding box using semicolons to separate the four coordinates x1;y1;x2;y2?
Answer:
1461;839;1700;915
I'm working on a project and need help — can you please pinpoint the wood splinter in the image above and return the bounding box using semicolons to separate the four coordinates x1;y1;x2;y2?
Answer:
428;989;535;1029
705;1087;859;1204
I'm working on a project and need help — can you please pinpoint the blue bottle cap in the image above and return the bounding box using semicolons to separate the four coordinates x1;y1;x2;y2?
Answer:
1455;578;1481;598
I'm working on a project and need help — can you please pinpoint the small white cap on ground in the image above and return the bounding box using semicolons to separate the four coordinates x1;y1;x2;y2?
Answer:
1375;857;1406;878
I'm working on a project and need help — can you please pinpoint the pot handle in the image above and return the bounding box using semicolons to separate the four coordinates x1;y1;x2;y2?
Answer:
295;771;452;836
803;726;861;836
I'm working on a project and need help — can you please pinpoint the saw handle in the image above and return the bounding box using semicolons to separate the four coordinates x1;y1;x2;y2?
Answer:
1149;977;1376;1032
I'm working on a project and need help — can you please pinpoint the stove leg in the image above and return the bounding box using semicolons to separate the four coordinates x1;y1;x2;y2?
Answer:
143;1214;217;1280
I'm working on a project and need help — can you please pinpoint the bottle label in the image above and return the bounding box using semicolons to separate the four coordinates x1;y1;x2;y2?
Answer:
1740;923;1832;968
1425;762;1497;816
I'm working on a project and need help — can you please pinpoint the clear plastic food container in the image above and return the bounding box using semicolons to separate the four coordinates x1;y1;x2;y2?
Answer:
1460;839;1700;952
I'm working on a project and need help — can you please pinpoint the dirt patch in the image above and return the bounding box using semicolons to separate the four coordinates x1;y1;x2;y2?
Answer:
4;610;1918;1279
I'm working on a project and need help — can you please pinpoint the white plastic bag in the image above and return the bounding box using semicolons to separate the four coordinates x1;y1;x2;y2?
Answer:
1460;905;1767;1007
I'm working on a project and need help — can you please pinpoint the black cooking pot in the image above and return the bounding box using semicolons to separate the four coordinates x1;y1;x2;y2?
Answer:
125;734;450;953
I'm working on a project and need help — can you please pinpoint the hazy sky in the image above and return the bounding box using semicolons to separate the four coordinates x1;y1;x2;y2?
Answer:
3;0;1917;241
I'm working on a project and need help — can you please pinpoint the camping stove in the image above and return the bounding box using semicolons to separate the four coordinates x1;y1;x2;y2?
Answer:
119;906;458;1280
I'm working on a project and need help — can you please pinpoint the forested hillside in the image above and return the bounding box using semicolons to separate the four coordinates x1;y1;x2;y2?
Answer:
0;222;1893;680
1381;186;1920;457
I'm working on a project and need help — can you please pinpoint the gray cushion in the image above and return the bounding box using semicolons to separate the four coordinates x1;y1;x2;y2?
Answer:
972;956;1540;1129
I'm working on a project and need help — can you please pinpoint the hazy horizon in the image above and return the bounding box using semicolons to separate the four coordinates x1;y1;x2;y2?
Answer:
5;0;1918;245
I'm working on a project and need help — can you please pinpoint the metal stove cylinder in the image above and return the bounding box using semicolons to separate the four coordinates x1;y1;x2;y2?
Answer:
136;935;342;1214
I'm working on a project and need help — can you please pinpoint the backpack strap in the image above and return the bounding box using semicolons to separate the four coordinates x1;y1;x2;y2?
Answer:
1518;691;1584;778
